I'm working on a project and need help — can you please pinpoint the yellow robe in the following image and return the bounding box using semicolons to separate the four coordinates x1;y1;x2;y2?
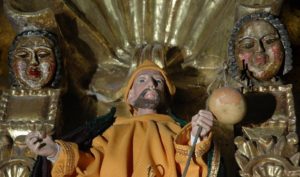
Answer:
51;114;212;177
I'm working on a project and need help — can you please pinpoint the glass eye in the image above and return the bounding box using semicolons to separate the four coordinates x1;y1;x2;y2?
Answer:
265;38;277;45
138;78;145;83
155;79;163;84
15;51;29;58
241;42;254;49
263;34;280;45
238;38;255;50
37;50;51;58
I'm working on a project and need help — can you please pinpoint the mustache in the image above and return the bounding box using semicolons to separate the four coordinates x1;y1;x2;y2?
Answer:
139;88;161;98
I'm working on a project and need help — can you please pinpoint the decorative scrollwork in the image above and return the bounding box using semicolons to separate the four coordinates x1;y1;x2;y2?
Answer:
235;132;300;177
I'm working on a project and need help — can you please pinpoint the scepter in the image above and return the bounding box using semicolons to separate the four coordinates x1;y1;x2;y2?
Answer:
181;125;202;177
181;87;246;177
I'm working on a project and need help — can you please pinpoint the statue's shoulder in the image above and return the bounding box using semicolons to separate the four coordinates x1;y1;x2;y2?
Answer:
61;107;116;151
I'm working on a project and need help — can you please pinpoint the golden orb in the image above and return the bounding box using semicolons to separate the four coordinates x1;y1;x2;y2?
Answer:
208;87;246;124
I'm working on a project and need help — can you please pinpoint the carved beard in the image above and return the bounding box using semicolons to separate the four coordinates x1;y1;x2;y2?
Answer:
133;88;162;109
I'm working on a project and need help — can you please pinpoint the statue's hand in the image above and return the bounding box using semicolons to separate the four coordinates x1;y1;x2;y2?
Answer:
191;110;213;138
26;131;58;158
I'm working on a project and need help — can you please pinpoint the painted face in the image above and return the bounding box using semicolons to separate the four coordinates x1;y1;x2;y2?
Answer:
235;20;284;81
12;36;56;89
128;70;166;110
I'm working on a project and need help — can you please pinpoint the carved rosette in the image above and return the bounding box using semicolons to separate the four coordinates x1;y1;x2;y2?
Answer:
235;84;300;176
235;133;300;177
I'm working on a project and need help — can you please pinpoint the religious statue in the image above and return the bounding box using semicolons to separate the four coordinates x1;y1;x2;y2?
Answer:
227;12;292;88
8;29;62;90
0;1;64;177
225;1;300;176
26;60;224;177
1;0;300;176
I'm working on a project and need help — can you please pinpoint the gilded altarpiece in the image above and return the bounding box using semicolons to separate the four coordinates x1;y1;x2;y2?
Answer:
0;0;300;177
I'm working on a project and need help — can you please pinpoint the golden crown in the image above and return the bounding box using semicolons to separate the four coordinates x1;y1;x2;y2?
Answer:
3;0;58;34
235;0;284;20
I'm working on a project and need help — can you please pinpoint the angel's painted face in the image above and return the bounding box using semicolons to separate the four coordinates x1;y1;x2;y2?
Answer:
12;36;56;89
235;20;284;80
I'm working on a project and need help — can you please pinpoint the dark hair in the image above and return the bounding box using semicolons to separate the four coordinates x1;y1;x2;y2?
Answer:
227;12;292;79
8;30;63;88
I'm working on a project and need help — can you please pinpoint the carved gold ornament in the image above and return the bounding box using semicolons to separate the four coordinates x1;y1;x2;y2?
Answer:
0;88;61;177
235;133;300;177
235;84;299;176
